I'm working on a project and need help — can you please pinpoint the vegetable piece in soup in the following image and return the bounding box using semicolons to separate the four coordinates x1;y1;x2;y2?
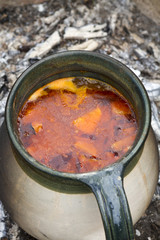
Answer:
17;77;138;173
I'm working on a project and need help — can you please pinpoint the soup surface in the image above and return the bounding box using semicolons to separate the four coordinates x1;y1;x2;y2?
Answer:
17;77;138;173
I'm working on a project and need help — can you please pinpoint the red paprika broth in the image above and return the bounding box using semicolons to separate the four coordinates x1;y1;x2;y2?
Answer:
17;77;138;173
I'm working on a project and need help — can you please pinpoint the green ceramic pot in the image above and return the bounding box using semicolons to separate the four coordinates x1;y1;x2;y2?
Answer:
5;51;153;240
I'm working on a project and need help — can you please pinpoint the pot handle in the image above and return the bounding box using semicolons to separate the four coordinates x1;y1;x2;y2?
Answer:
81;166;134;240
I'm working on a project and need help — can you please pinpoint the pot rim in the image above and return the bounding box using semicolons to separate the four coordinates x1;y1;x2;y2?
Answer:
5;50;151;180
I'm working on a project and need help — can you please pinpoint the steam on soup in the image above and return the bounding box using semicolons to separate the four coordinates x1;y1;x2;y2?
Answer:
17;77;138;173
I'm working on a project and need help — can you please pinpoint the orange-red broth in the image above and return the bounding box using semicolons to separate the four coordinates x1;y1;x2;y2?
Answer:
17;77;138;173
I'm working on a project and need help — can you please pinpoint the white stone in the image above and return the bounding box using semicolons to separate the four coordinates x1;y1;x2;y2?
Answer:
64;24;107;40
25;31;61;59
43;9;65;25
68;40;100;51
135;229;141;236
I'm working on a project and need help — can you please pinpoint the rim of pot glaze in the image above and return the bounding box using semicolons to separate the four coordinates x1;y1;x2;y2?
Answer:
5;50;151;180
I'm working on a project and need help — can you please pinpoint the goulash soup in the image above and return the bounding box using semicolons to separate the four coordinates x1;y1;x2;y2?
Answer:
17;77;138;173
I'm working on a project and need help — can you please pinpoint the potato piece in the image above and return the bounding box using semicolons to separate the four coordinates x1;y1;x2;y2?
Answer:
48;78;77;92
78;154;100;172
32;122;43;133
29;88;48;101
75;140;97;156
73;107;102;134
111;135;136;151
26;145;37;157
29;78;77;101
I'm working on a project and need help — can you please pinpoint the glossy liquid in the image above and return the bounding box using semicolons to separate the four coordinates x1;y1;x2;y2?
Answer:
17;77;138;173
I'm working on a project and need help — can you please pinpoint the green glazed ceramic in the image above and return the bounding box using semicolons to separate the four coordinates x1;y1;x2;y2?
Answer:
4;51;154;240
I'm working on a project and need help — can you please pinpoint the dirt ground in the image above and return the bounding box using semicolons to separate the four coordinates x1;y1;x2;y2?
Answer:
0;0;160;239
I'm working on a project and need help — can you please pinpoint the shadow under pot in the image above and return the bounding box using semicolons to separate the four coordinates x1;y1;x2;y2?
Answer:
1;51;159;240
